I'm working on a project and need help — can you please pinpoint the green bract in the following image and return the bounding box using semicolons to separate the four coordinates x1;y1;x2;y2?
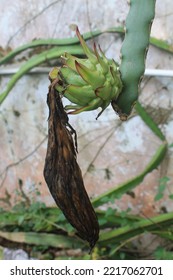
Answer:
50;27;122;118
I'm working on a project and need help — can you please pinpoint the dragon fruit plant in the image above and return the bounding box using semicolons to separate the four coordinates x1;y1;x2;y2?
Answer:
50;0;156;120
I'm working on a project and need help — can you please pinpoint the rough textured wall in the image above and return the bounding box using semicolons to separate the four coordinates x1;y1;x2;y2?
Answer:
0;0;173;216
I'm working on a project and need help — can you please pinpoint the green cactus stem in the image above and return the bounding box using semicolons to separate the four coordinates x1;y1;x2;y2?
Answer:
112;0;156;120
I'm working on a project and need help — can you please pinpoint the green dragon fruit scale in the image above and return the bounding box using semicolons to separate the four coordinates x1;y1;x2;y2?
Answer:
49;27;123;119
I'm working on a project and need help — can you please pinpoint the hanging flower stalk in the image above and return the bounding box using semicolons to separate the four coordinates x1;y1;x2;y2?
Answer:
49;27;123;118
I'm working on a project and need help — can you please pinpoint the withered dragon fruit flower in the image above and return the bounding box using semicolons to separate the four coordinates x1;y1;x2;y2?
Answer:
50;27;122;118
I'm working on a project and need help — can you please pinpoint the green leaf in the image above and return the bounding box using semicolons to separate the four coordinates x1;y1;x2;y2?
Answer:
158;184;166;193
159;176;170;184
105;207;116;217
154;193;164;201
99;218;108;226
18;216;25;225
154;247;173;260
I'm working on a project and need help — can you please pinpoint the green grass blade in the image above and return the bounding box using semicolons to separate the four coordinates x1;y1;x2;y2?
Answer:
135;101;165;141
0;45;84;105
151;230;173;241
99;212;173;244
0;231;84;249
92;142;167;207
97;209;143;229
